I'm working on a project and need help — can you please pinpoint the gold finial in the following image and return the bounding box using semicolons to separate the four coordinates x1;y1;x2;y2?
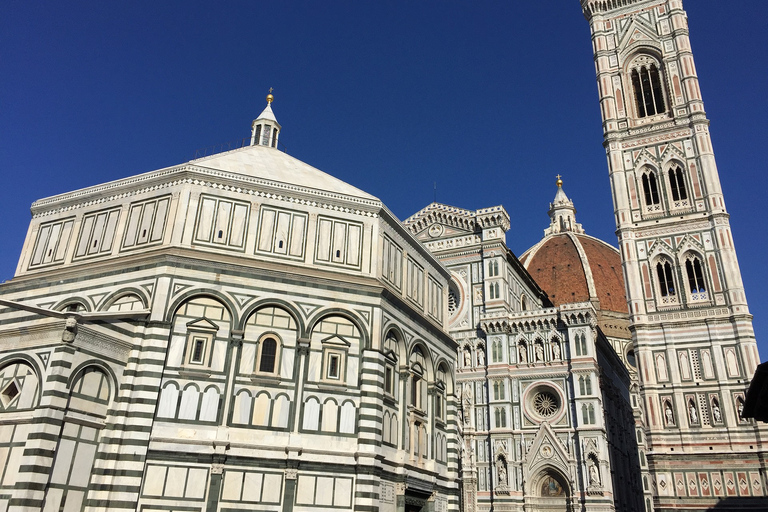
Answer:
266;87;274;104
556;174;563;187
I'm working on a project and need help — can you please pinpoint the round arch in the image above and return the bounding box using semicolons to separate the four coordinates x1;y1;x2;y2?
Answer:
54;297;91;313
164;290;238;326
529;466;572;512
306;308;370;349
98;287;149;311
67;360;119;402
239;298;305;336
381;324;407;361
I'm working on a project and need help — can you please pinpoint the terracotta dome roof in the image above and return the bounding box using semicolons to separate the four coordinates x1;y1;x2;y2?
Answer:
520;180;628;314
520;232;627;314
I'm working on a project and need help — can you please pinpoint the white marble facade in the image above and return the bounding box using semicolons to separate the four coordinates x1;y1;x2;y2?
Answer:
0;103;460;512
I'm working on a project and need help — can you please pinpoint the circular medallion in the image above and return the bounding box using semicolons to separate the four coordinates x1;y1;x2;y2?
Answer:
428;224;444;238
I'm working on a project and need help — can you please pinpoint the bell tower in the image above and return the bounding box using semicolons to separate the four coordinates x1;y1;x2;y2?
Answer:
580;1;767;510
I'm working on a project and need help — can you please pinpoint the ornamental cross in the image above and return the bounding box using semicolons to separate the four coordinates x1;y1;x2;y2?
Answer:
269;87;274;93
556;174;562;180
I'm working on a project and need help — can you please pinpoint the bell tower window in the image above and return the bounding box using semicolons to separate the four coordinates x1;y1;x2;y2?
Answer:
685;255;708;301
668;166;688;202
642;172;661;206
630;57;666;118
656;260;678;304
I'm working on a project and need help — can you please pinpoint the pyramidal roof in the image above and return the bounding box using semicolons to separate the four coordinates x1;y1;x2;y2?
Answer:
255;102;278;124
189;143;378;201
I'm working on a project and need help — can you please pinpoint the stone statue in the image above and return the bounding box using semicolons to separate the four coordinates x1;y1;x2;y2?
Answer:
464;348;472;367
712;401;722;423
589;462;600;485
463;383;474;405
535;343;544;362
664;402;674;426
496;458;507;485
518;345;527;363
552;341;561;361
689;402;698;424
477;348;485;366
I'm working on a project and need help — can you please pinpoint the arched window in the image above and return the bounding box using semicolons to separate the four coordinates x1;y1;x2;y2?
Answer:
642;172;661;206
579;375;592;396
582;403;596;425
630;58;666;118
668;166;688;202
258;337;278;373
575;333;588;356
656;260;676;298
685;256;707;300
495;407;507;428
521;295;528;311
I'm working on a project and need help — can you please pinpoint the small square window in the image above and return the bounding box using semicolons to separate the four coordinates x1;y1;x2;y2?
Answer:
0;381;20;408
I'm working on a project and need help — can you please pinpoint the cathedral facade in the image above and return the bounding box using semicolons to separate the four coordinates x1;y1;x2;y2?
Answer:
0;1;764;512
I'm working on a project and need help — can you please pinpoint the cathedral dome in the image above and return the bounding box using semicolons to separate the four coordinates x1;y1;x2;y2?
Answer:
519;180;627;314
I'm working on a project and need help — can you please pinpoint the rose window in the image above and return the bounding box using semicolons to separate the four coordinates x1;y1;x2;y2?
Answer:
533;391;559;418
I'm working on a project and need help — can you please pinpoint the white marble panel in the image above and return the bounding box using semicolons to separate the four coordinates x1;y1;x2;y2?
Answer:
69;442;97;487
222;470;243;501
50;439;76;485
62;490;84;512
178;388;200;420
242;472;263;502
233;391;252;425
158;385;180;419
272;395;290;428
143;465;167;496
199;388;220;422
296;475;315;505
322;401;339;432
334;477;352;507
339;402;356;434
303;399;320;431
262;473;282;503
186;468;207;499
316;476;334;505
164;466;187;497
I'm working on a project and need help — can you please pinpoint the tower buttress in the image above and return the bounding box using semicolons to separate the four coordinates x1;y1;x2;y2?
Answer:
580;1;767;509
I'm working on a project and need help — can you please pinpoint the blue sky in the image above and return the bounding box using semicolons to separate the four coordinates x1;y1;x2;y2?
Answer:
2;1;766;356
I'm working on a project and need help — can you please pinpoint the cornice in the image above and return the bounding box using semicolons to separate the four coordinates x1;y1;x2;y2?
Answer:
31;165;382;219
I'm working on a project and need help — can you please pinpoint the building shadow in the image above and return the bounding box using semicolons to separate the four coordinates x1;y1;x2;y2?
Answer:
706;496;768;511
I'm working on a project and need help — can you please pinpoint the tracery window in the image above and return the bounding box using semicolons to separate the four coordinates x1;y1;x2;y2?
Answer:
685;255;707;301
494;407;507;428
668;166;688;203
493;380;505;401
582;403;596;425
630;56;666;118
574;333;588;356
642;171;661;207
579;375;592;396
656;260;677;303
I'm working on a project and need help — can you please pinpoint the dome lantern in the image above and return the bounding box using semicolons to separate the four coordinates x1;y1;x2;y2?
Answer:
250;89;281;148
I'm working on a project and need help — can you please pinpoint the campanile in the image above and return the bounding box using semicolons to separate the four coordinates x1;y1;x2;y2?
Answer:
580;1;767;509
